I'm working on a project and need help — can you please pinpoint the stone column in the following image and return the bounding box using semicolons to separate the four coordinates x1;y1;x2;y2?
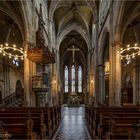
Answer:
83;75;88;104
52;74;57;105
89;74;94;105
133;24;140;105
48;65;52;105
55;50;59;105
94;65;99;106
90;54;95;105
114;42;121;106
133;63;140;105
0;56;4;99
57;54;61;105
24;52;30;106
29;60;36;107
133;24;140;44
24;42;36;107
110;42;121;107
98;65;105;105
86;52;90;104
133;65;137;105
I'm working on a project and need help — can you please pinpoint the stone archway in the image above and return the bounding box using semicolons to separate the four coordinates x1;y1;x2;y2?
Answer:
59;30;88;105
0;86;2;101
121;14;140;105
103;33;110;106
98;31;110;105
15;80;22;98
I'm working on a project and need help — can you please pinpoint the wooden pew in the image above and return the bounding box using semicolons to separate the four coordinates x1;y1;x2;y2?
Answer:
0;106;61;139
0;113;44;139
85;106;140;139
0;107;53;138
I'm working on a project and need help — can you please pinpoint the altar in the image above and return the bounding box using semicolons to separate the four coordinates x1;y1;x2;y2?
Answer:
67;93;80;107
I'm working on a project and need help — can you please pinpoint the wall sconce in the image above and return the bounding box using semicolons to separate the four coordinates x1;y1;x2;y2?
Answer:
53;80;56;84
52;80;56;84
91;80;94;84
105;62;109;74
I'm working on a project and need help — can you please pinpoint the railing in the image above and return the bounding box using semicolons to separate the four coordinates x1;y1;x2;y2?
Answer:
0;91;24;107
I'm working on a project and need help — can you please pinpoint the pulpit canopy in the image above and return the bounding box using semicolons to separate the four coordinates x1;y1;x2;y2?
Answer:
27;4;55;64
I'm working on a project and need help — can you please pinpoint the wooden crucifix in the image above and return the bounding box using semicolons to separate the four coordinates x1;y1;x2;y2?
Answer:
67;45;80;63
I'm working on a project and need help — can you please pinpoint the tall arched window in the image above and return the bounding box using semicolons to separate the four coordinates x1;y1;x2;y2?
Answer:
64;66;68;92
71;65;75;92
78;66;82;92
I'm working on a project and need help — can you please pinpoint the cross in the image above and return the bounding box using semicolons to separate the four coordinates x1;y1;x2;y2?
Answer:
67;45;80;63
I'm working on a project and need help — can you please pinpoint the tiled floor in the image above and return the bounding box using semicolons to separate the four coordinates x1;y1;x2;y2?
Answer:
53;106;91;140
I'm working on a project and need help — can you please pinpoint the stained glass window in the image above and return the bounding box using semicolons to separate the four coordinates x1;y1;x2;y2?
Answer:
64;66;68;92
78;66;82;92
71;65;75;92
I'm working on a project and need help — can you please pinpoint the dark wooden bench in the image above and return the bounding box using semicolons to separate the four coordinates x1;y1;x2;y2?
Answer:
0;106;61;139
85;106;140;139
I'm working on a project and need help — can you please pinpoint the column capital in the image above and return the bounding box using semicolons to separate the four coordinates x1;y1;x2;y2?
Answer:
112;41;122;47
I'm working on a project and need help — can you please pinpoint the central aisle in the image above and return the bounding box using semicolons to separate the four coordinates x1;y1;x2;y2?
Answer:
53;106;91;140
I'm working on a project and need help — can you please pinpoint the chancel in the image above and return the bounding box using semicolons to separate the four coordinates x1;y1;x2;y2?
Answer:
0;0;140;139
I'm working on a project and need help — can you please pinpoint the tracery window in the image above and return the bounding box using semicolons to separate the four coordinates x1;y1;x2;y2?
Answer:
78;66;82;92
64;66;68;92
64;65;83;93
71;65;75;92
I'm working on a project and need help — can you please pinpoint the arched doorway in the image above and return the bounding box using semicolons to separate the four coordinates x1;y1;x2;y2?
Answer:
0;8;24;100
121;15;140;105
99;31;110;106
103;33;109;105
0;86;2;101
15;80;22;98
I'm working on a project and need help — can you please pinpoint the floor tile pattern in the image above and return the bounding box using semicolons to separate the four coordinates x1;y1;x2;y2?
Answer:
53;106;91;140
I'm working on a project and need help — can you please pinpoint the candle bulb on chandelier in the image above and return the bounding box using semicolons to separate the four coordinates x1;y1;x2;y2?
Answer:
9;53;11;58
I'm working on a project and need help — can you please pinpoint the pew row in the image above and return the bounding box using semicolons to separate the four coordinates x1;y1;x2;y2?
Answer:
85;106;140;139
0;106;61;139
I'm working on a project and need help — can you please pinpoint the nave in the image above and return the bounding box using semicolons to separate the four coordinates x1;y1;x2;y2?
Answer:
1;105;139;139
0;0;140;139
53;106;91;140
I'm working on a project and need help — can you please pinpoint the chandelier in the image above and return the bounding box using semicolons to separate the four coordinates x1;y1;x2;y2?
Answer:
0;43;27;60
27;4;55;65
119;43;140;60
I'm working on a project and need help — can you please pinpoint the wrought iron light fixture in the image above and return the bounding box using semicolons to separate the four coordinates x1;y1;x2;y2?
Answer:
0;43;27;60
119;43;140;60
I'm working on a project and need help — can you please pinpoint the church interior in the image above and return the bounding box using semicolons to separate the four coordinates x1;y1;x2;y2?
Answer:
0;0;140;139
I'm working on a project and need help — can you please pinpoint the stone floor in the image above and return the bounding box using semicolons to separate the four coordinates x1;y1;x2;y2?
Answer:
53;106;91;140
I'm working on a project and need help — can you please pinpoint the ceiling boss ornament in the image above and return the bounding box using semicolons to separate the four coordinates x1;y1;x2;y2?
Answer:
27;4;55;64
